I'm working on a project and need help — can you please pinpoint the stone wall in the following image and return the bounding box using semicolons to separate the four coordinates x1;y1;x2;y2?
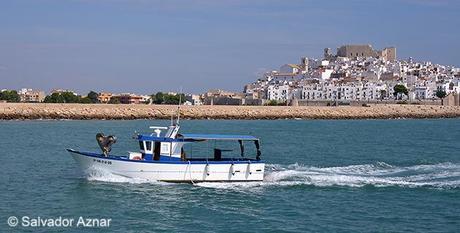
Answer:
1;103;459;120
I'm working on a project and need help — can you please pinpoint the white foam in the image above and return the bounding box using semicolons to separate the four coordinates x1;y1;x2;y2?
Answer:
262;162;460;189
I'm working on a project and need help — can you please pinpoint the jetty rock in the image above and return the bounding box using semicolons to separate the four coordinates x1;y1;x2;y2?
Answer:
0;103;460;120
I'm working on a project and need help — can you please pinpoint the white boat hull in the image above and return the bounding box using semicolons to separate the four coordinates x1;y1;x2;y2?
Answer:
69;150;265;182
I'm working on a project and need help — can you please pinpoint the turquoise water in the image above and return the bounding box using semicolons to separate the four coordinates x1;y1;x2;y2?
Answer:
1;119;459;232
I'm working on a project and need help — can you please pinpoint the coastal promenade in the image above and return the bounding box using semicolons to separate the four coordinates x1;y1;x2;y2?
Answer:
1;103;460;120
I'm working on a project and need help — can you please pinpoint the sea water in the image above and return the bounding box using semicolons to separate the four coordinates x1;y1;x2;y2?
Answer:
0;119;459;232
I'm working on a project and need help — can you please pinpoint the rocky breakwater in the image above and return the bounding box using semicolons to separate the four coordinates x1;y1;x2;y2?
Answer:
1;103;460;120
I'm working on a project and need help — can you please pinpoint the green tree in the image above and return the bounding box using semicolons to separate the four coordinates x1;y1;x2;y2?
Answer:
436;89;447;105
151;92;184;105
265;100;278;106
61;92;80;103
43;95;52;103
393;84;408;100
44;92;81;103
0;90;20;102
44;93;65;103
87;91;99;103
265;100;286;106
108;97;120;104
154;92;164;104
163;94;182;105
80;97;92;104
149;94;156;104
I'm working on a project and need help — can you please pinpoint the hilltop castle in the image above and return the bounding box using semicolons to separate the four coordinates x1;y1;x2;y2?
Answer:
324;44;396;62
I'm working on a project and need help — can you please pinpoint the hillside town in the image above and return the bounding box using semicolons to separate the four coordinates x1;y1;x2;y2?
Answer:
1;44;460;106
244;44;460;106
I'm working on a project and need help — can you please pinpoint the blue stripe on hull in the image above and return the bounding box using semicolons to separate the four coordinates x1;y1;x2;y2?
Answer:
66;148;264;165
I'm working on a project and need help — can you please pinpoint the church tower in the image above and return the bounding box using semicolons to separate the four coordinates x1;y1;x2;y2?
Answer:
301;57;309;72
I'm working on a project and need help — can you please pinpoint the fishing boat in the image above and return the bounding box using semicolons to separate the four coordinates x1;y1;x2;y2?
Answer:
67;121;265;183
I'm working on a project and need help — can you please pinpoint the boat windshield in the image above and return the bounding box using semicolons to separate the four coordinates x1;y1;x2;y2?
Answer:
179;135;261;161
136;133;261;161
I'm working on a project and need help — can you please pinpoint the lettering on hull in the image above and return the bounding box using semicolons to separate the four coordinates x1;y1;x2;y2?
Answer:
93;158;112;165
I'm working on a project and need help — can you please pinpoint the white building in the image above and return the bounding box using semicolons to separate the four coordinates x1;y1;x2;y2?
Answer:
18;88;45;102
185;94;203;105
244;48;460;104
267;84;290;101
140;95;152;104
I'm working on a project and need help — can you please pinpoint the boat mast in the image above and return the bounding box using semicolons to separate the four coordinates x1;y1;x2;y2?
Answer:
176;89;182;126
176;93;182;125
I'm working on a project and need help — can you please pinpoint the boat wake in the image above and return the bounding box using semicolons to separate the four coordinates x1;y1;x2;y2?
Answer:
80;162;460;190
196;162;460;190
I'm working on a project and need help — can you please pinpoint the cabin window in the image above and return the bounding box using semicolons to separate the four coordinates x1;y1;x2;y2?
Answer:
139;141;144;150
160;143;171;155
145;141;152;151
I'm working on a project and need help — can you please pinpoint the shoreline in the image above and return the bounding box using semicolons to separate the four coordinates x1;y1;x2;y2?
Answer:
1;103;460;120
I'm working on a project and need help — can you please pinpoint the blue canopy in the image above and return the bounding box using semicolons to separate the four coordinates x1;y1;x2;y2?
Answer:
137;135;193;142
179;134;259;141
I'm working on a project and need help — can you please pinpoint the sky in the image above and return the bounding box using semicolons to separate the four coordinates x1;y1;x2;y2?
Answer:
0;0;459;94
